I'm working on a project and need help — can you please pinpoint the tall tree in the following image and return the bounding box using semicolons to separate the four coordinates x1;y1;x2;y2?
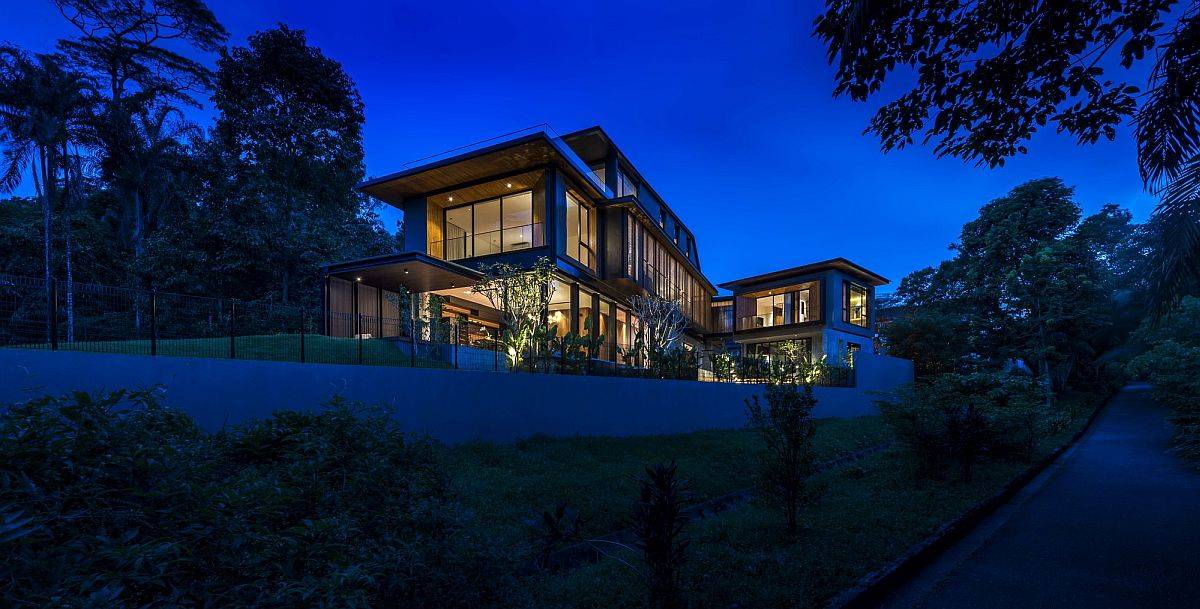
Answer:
211;25;388;304
814;1;1199;313
0;49;94;339
884;179;1134;387
53;0;226;269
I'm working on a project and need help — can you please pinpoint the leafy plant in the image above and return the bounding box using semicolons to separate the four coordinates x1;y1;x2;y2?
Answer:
0;390;523;608
472;256;555;370
746;343;822;536
631;462;690;609
526;501;590;571
1128;297;1200;466
877;372;1047;481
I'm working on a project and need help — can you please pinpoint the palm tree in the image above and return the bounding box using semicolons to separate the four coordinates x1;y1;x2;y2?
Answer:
1136;10;1200;317
0;47;94;341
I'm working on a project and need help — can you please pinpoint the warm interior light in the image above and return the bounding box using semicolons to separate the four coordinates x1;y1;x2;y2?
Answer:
506;182;512;188
355;277;362;282
448;196;454;202
404;269;409;274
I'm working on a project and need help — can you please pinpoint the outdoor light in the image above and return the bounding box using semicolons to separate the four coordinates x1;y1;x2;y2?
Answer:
506;182;512;188
448;196;454;202
355;277;362;282
404;269;409;274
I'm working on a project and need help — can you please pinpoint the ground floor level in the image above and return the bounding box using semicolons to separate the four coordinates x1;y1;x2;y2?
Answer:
321;252;873;375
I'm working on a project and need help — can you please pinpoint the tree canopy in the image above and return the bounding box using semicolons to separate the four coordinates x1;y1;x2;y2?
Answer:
815;0;1200;313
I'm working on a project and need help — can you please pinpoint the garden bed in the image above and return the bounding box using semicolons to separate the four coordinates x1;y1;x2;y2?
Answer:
443;416;892;546
522;391;1107;608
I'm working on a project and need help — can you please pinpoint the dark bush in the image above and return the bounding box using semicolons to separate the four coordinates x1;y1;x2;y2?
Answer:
877;372;1046;481
0;390;522;608
632;462;690;609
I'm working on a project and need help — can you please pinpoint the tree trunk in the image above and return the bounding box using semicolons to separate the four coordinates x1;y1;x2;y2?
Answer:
62;144;77;342
34;146;56;343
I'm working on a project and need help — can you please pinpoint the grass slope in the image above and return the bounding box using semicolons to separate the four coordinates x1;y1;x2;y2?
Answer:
14;334;451;368
527;392;1105;609
444;416;892;547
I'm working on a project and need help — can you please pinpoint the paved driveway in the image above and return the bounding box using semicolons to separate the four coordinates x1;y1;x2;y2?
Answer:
877;384;1200;609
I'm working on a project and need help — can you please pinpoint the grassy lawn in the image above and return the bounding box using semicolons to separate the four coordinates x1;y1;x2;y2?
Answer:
11;334;452;368
443;416;893;547
523;391;1106;609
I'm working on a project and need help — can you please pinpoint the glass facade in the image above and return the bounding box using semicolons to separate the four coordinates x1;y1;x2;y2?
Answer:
711;301;734;333
623;213;711;330
745;338;814;364
736;281;820;331
565;189;597;271
547;280;571;338
844;282;869;327
442;190;542;261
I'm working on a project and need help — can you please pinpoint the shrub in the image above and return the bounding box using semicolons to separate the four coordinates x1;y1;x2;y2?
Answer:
1128;340;1200;465
631;462;690;609
0;391;522;608
746;368;820;537
877;372;1046;481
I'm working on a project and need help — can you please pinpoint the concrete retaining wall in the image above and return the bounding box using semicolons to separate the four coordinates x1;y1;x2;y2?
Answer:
0;348;913;444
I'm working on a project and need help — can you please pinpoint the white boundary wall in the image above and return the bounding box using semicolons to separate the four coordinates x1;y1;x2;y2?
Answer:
0;348;913;444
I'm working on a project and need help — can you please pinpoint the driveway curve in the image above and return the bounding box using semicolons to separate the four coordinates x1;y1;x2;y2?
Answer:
876;384;1200;609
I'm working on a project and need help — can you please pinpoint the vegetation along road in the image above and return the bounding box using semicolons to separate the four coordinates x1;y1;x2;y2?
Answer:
877;385;1200;609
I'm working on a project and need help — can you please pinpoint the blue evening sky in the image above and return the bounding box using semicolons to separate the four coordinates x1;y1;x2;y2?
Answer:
4;0;1157;290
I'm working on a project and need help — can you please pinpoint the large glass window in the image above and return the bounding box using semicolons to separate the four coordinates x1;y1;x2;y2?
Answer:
442;191;542;261
736;282;820;331
565;190;597;271
746;338;814;364
444;206;471;260
844;282;869;327
589;164;606;189
617;168;638;197
547;280;571;338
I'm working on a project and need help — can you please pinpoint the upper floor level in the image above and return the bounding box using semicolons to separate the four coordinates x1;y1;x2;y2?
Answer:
355;127;716;332
709;258;889;339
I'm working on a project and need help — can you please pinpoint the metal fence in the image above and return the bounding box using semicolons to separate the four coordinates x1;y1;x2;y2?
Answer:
0;273;856;386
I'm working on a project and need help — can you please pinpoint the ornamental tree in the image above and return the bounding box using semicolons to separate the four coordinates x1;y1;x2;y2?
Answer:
472;256;555;369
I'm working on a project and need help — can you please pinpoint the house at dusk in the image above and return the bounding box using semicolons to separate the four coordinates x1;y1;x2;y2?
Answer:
323;126;887;366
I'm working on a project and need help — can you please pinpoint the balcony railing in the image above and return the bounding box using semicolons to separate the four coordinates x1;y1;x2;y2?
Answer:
736;313;819;331
429;222;544;261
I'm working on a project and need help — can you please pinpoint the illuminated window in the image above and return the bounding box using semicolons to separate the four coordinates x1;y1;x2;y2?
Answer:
565;190;597;271
844;282;869;327
442;191;541;261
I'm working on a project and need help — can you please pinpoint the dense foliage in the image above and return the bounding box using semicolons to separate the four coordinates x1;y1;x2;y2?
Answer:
1127;297;1200;465
0;391;522;608
881;178;1143;390
814;0;1200;314
877;372;1053;482
745;341;822;537
1;1;394;310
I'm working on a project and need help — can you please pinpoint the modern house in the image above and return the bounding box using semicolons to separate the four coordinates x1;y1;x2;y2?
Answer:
709;259;888;366
323;126;887;368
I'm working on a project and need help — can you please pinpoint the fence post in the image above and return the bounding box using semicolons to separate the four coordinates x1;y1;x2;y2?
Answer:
493;334;498;371
229;300;237;359
299;308;306;363
150;290;158;356
49;278;58;350
453;322;459;369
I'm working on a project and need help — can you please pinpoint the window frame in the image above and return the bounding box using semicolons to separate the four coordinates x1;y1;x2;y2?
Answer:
440;189;540;261
843;281;869;327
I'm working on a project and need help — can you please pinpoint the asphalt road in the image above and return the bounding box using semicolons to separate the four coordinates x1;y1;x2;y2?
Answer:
876;384;1200;609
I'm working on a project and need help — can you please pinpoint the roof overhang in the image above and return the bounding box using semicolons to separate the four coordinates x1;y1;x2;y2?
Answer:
325;252;483;292
357;131;608;207
718;257;890;291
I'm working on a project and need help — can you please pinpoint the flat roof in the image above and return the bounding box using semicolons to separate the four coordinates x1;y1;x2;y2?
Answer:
357;131;608;206
718;257;890;290
325;252;483;292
